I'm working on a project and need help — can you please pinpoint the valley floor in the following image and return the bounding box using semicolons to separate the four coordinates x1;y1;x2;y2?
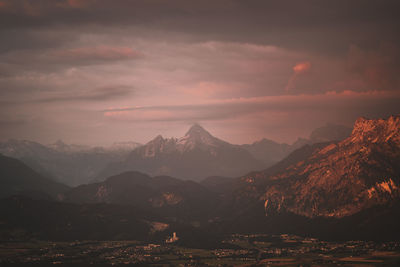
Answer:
1;234;400;266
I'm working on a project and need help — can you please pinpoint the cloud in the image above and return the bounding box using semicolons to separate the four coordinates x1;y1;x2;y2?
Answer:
48;45;142;62
103;90;400;122
35;85;133;103
346;43;400;91
0;1;399;145
0;118;26;127
64;0;95;9
293;61;311;74
285;61;311;92
1;1;399;55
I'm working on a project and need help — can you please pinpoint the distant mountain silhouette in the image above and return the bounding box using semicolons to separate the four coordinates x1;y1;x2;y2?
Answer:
241;123;352;167
96;124;264;181
0;123;351;186
0;139;140;186
0;154;69;199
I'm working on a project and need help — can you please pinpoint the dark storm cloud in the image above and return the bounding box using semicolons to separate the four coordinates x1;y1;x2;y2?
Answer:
1;0;399;54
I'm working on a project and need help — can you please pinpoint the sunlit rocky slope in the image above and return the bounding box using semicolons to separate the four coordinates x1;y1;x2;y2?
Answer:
230;115;400;218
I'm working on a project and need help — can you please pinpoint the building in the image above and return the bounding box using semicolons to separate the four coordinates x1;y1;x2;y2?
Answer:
166;232;179;243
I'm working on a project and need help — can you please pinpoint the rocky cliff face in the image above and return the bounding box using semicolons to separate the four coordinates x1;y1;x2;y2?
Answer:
348;116;400;144
234;115;400;218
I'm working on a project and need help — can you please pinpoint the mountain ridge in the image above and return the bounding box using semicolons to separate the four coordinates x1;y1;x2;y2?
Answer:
97;124;264;181
1;115;399;243
0;139;140;186
0;154;69;199
64;170;220;222
241;123;352;166
229;115;400;219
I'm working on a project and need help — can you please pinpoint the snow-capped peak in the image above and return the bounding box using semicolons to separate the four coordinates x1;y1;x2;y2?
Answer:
185;123;210;136
138;124;228;157
177;124;224;150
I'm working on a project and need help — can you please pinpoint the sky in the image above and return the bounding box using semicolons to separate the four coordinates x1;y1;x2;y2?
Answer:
0;0;400;146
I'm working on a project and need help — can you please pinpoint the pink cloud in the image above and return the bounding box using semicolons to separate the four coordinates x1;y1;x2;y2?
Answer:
178;81;243;99
104;110;175;122
102;90;400;122
285;61;312;92
293;61;311;74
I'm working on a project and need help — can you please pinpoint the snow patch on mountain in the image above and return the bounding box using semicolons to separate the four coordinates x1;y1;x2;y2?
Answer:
140;124;229;157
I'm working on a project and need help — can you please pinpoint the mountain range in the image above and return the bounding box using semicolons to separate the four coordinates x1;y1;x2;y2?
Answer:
269;115;400;216
0;156;219;244
225;115;400;219
96;124;264;181
96;123;352;182
0;115;399;243
0;123;351;185
0;139;141;186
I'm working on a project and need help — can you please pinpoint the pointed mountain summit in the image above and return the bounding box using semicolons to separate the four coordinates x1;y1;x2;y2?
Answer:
178;123;226;151
185;123;208;136
97;124;264;181
184;123;213;141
